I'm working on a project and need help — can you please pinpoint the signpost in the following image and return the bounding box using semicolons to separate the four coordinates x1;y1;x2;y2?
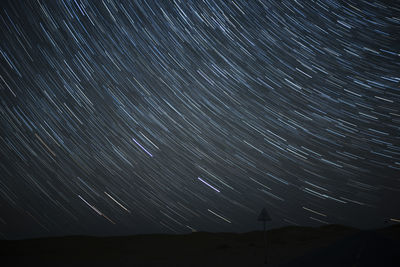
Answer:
258;208;271;265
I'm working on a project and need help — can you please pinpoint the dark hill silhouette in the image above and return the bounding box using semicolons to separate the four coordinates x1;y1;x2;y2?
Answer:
281;224;400;267
1;224;399;266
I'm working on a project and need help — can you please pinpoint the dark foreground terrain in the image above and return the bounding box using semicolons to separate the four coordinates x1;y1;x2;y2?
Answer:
1;224;399;266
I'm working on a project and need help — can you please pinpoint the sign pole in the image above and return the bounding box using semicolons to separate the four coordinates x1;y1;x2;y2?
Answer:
264;220;267;265
257;208;271;266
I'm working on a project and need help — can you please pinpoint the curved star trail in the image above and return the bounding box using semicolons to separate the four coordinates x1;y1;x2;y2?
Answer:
1;0;399;239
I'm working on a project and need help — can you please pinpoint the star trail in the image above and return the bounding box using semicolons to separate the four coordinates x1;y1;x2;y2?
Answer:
1;0;399;239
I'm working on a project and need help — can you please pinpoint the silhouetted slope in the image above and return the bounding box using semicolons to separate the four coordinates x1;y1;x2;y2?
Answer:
280;228;400;267
1;225;398;266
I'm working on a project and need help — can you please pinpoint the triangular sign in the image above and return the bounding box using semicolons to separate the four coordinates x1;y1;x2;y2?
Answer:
257;208;271;222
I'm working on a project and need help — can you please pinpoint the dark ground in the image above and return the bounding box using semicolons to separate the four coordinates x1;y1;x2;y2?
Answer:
1;224;399;266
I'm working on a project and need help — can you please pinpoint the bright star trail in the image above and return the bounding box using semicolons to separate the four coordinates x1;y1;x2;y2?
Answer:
0;0;399;239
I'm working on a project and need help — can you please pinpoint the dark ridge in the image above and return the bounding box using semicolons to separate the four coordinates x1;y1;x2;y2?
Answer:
1;224;398;267
281;228;400;266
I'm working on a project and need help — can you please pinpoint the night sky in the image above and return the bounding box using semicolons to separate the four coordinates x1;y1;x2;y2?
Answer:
1;0;399;240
